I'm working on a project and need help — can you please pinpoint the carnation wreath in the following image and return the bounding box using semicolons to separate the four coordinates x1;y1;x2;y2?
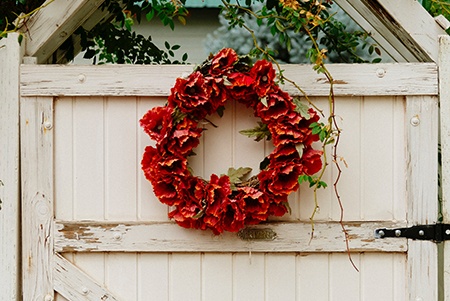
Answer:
140;48;323;234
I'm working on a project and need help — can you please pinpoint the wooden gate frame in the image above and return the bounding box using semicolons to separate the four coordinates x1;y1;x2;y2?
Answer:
15;60;440;300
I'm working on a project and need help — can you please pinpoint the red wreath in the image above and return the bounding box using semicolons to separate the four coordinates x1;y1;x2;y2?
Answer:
141;48;322;234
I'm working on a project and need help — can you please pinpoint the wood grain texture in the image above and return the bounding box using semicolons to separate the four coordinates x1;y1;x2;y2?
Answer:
20;97;55;300
22;0;105;63
0;33;23;301
54;253;120;301
54;220;407;253
406;96;439;301
334;0;445;62
439;35;450;301
20;63;438;97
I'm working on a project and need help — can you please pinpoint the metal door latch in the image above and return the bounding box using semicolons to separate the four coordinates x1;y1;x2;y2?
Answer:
375;223;450;243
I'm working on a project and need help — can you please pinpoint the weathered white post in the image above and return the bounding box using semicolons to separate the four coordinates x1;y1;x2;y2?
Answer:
0;33;24;300
439;34;450;301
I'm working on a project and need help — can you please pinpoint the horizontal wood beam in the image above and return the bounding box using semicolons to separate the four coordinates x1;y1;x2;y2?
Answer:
54;220;408;253
22;0;105;64
334;0;446;63
20;63;438;97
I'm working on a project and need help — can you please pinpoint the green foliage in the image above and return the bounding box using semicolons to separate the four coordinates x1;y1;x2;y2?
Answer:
239;122;271;142
75;0;189;64
218;0;381;64
225;167;252;190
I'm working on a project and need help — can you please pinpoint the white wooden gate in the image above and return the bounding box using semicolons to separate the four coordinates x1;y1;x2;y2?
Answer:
18;60;439;300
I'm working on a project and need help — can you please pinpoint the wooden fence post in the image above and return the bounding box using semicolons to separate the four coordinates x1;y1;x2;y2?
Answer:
0;33;24;300
439;34;450;301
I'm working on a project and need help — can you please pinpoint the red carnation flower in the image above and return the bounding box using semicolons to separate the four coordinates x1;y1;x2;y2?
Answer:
203;174;232;229
168;71;213;119
301;148;323;175
220;198;246;233
227;72;258;107
250;60;276;97
236;186;270;224
210;48;238;76
268;110;320;147
140;106;173;142
160;117;202;156
256;88;295;122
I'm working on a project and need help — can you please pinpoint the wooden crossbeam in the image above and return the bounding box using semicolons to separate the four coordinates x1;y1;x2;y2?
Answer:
21;0;105;63
54;220;408;253
334;0;446;62
20;63;438;97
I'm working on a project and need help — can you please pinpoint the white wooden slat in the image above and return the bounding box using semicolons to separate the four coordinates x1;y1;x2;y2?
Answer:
104;97;137;221
105;254;137;300
53;253;120;301
202;253;233;301
439;34;450;301
54;220;407;253
22;0;105;63
329;253;361;300
54;97;74;220
0;33;23;301
20;63;438;97
233;253;265;301
137;253;169;301
406;95;439;301
73;97;105;220
297;254;330;300
265;253;296;300
170;254;201;301
20;96;54;300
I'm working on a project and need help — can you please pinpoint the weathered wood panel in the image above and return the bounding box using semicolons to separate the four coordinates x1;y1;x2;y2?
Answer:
54;220;407;253
439;35;450;301
334;0;446;62
0;33;23;301
406;95;439;301
22;0;105;63
20;63;438;97
20;97;55;300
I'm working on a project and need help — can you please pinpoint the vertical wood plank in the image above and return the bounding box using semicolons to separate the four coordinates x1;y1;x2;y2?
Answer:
265;254;296;300
297;254;329;300
54;97;74;220
233;253;265;301
105;253;137;300
202;253;233;301
21;96;55;300
137;253;169;301
104;97;137;220
170;253;201;301
439;34;450;301
0;33;23;301
406;95;439;300
73;96;105;220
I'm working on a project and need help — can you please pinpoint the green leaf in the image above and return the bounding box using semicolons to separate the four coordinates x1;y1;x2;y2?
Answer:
192;208;205;219
295;143;304;158
226;167;252;184
182;53;188;61
292;97;310;119
239;122;271;142
146;9;155;22
216;106;225;118
260;96;268;107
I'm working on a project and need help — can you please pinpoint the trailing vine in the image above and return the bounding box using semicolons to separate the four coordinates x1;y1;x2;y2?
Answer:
219;0;359;270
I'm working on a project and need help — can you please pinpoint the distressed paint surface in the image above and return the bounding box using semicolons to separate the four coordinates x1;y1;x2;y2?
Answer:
14;63;438;300
0;33;22;301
